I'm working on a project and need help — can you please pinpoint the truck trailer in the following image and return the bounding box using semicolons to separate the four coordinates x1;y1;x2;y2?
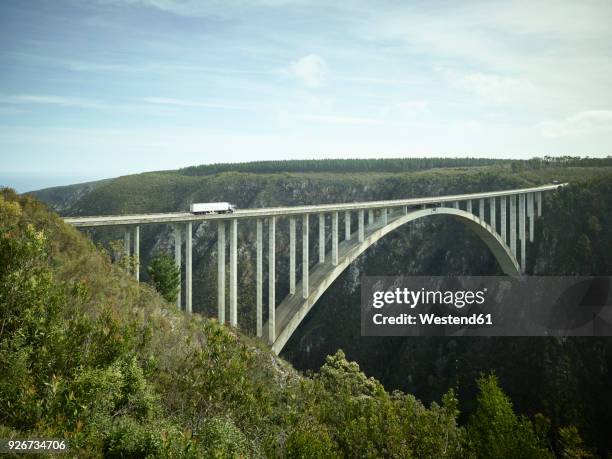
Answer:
189;202;236;214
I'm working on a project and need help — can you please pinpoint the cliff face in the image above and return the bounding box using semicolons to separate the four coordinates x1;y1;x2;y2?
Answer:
30;162;612;455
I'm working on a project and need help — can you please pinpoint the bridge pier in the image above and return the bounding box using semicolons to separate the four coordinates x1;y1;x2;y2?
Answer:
268;216;276;342
302;214;309;299
289;218;296;294
256;219;263;337
453;201;459;209
319;214;325;263
358;209;364;242
368;209;374;227
217;222;225;324
134;226;140;281
185;222;192;313
536;191;542;216
479;198;484;220
230;219;237;326
467;200;472;213
510;195;516;257
124;228;131;273
490;197;496;232
332;212;339;265
528;193;534;242
501;196;507;244
382;208;388;225
519;194;526;273
174;225;182;310
345;211;351;240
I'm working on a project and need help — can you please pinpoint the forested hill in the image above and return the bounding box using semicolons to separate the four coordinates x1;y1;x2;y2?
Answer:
25;156;612;455
2;188;593;456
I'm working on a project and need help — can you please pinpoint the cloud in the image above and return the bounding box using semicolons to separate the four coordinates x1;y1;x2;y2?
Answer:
285;54;328;88
140;97;252;110
539;110;612;137
0;94;107;109
295;113;383;125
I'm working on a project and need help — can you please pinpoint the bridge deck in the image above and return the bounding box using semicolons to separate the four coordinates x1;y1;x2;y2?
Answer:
63;184;562;227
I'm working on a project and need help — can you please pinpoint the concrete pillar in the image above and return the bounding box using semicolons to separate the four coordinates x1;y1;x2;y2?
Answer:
536;191;542;217
256;219;262;337
332;211;339;266
134;226;140;281
510;195;516;257
318;213;325;264
229;219;237;327
501;197;507;244
368;209;374;226
123;228;131;274
185;222;192;314
490;197;496;232
528;193;534;242
404;205;408;215
382;208;388;225
302;214;309;299
268;216;275;342
519;194;526;273
217;222;225;324
345;211;351;240
479;199;484;220
467;200;472;214
358;209;364;242
453;201;459;209
174;225;181;310
289;218;296;295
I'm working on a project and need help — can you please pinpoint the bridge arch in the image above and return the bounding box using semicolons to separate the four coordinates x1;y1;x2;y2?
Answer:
265;206;519;354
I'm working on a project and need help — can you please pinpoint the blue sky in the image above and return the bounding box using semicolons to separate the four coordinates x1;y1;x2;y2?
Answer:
1;0;611;191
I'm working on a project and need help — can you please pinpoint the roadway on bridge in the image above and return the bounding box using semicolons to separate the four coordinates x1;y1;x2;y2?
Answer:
64;183;562;227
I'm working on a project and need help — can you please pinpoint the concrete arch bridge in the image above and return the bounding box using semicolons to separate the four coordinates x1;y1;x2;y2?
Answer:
65;184;563;354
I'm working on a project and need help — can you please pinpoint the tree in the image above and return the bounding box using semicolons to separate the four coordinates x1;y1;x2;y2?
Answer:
147;253;180;304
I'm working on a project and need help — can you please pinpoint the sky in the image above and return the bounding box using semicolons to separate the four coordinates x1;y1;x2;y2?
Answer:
1;0;611;191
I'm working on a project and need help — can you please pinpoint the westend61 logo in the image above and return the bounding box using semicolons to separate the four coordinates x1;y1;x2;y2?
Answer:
362;276;612;337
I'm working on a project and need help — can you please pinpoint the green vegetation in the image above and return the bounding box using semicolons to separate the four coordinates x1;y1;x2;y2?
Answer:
25;157;612;456
1;188;589;457
147;253;181;303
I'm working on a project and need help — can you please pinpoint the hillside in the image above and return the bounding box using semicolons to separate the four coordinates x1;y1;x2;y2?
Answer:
24;157;612;455
3;188;592;457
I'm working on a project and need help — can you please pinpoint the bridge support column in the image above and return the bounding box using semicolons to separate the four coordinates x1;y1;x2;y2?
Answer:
382;208;388;225
536;191;542;217
368;209;374;227
185;222;192;314
453;201;459;209
174;225;181;310
479;199;484;220
268;216;276;342
501;197;507;243
217;222;225;324
528;193;534;242
289;218;296;294
302;215;309;299
519;194;526;273
332;212;339;266
124;228;131;274
358;209;364;242
134;226;140;281
345;211;351;240
404;205;408;215
490;197;496;232
510;195;517;257
229;219;237;326
467;200;472;214
319;214;325;263
256;219;263;337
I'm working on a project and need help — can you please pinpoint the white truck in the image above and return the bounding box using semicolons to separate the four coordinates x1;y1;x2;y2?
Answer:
190;202;236;214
